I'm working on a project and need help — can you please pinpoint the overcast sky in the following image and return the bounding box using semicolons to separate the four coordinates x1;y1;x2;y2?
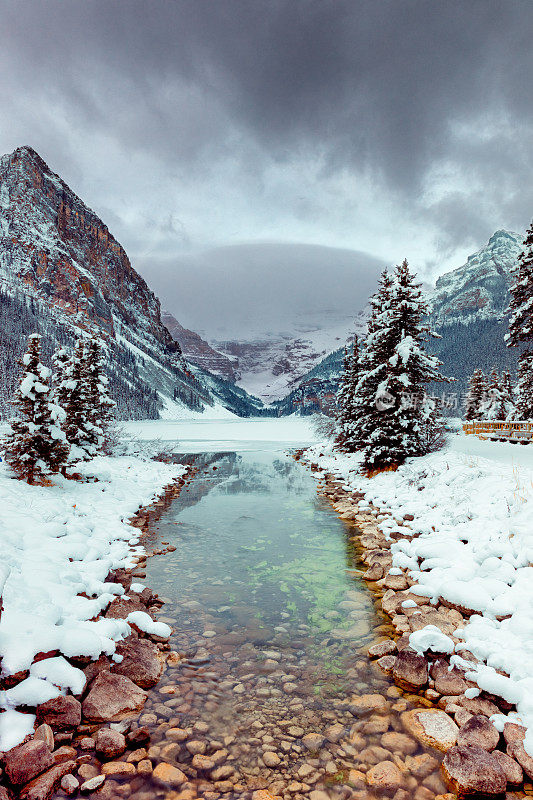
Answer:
1;0;533;294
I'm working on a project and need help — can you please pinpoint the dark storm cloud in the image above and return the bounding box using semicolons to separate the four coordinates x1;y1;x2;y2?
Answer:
1;0;533;271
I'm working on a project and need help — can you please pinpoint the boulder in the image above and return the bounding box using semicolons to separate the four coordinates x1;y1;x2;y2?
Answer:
19;760;76;800
3;740;54;785
507;740;533;780
441;745;507;794
111;637;163;689
368;639;397;658
82;671;146;722
491;750;523;785
456;715;499;752
503;722;526;745
366;760;404;791
393;650;429;690
402;709;459;752
35;696;81;731
94;728;127;759
381;731;418;755
431;661;468;696
349;693;389;716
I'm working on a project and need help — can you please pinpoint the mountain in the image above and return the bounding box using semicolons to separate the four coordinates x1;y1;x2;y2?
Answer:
284;229;524;415
162;311;238;382
0;146;263;419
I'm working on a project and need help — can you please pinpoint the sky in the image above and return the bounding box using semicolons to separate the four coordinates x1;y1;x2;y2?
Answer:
1;0;533;324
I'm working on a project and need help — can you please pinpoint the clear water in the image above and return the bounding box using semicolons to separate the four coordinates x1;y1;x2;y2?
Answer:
114;450;446;800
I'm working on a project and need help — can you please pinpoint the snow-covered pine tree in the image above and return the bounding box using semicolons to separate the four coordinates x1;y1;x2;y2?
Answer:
335;336;360;449
464;369;487;420
4;334;69;483
84;335;116;454
500;371;515;418
63;339;95;461
506;221;533;419
344;270;394;454
480;368;505;420
360;259;445;474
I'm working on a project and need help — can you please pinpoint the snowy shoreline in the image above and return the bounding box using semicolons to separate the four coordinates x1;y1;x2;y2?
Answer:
301;433;533;782
0;453;187;752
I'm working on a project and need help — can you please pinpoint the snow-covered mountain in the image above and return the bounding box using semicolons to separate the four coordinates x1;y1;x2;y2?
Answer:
0;146;263;419
428;229;522;327
285;229;524;413
162;311;238;382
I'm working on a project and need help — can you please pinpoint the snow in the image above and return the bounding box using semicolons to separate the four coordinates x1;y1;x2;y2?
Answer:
126;610;172;638
307;431;533;756
0;451;186;750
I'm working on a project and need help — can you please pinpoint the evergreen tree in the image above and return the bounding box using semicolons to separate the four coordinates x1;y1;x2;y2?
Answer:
335;337;359;449
500;371;515;419
4;334;69;483
63;339;94;461
480;368;505;420
464;369;487;420
84;335;115;454
353;260;446;473
506;221;533;418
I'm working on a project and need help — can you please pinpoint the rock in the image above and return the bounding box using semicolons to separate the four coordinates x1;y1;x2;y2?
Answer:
405;754;440;779
94;728;127;759
507;740;533;780
60;775;79;796
393;650;429;690
349;693;388;716
82;671;146;722
186;739;206;755
79;775;106;793
431;661;468;695
252;792;281;800
302;733;325;751
19;761;77;800
325;723;344;743
456;695;500;717
366;760;404;791
442;745;507;794
456;715;500;752
0;789;10;800
381;731;418;755
503;722;526;745
192;754;215;770
3;740;54;785
377;655;396;674
137;759;153;776
52;746;77;765
35;696;82;731
79;737;95;750
368;639;397;658
101;762;136;777
127;726;151;746
402;709;459;752
33;724;54;751
211;765;235;780
111;637;163;689
491;750;523;785
263;751;281;767
152;762;187;787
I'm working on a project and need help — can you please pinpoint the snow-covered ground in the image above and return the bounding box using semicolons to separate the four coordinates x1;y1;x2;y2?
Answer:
0;453;186;751
307;431;533;755
125;415;318;452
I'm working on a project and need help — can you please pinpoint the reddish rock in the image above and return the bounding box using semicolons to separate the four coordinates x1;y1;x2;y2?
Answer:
442;745;506;794
431;661;468;696
503;722;526;745
456;715;499;752
393;649;429;690
368;639;397;658
491;750;523;785
126;727;151;747
36;696;81;731
3;740;54;785
82;671;146;722
111;638;163;689
402;709;458;752
94;728;127;759
19;761;77;800
366;760;404;790
456;695;500;717
349;693;388;716
507;740;533;780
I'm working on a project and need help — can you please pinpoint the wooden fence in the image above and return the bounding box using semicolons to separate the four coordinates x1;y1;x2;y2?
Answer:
463;420;533;443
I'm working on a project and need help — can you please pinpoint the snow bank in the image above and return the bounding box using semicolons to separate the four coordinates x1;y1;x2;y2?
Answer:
307;434;533;756
0;454;185;749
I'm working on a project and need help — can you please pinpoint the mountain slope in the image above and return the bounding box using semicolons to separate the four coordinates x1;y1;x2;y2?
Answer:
0;146;262;419
162;311;238;382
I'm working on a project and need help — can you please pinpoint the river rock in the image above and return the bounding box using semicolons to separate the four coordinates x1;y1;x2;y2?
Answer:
441;745;506;794
402;709;459;752
36;696;82;730
33;724;54;751
101;762;136;777
302;733;325;751
405;753;440;779
19;761;77;800
82;671;146;722
79;775;105;792
456;714;499;751
152;762;187;787
507;740;533;780
263;751;281;767
368;639;397;658
4;740;54;785
94;728;127;759
349;693;388;716
366;760;404;791
393;650;428;690
381;731;418;755
491;750;523;785
431;661;468;696
503;722;526;745
111;638;163;688
60;774;79;796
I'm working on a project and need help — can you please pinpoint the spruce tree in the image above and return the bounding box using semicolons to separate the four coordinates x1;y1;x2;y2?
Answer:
335;336;360;450
464;369;487;420
357;260;446;473
500;371;515;419
4;334;69;483
506;221;533;418
64;339;94;461
84;335;115;454
481;368;505;420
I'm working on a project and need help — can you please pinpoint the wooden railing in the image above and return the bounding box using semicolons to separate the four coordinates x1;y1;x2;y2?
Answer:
463;420;533;443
